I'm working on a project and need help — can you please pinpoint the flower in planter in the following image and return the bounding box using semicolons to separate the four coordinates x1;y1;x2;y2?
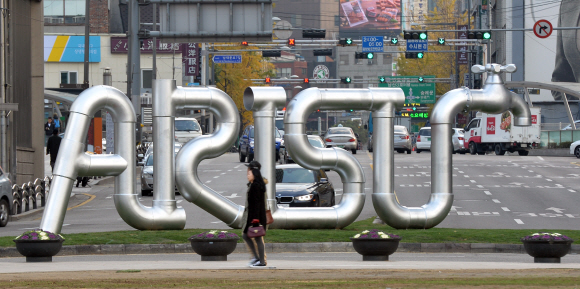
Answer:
522;232;573;241
352;229;400;240
189;230;240;240
14;230;65;241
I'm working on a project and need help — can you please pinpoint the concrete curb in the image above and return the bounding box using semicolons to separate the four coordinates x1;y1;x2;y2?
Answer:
1;242;578;258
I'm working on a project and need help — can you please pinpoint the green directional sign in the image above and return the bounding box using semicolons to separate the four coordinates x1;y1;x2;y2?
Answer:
378;76;436;104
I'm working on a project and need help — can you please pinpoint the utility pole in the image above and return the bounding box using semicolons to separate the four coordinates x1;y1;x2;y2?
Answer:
200;43;206;133
152;3;157;81
83;0;90;87
0;0;5;170
128;0;142;143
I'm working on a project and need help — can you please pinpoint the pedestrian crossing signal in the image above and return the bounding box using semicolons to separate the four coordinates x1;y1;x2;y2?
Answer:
265;77;271;83
304;78;309;83
288;39;295;46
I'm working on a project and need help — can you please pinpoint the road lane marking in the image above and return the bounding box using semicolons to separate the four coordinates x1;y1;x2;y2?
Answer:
492;199;501;203
458;171;464;173
234;165;241;168
501;207;510;212
484;191;492;195
566;214;575;218
476;185;484;188
546;179;552;182
469;180;476;183
514;219;524;224
569;189;576;192
528;170;534;172
537;156;544;161
464;175;469;178
213;176;220;178
206;180;212;183
67;193;96;211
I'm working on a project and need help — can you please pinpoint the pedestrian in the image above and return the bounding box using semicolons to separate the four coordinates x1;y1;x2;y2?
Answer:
44;117;56;145
53;114;61;133
242;160;268;267
46;129;61;173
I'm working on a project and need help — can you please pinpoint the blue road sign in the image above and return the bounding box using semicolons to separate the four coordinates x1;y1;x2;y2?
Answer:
362;36;384;52
406;40;428;52
213;55;242;63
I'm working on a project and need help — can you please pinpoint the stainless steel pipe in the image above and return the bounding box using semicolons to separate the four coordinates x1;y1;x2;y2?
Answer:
279;87;405;229
169;80;243;228
374;63;532;229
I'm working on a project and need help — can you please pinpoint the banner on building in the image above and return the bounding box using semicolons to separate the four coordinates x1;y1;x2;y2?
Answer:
182;43;201;77
44;36;101;62
110;37;182;54
339;0;402;37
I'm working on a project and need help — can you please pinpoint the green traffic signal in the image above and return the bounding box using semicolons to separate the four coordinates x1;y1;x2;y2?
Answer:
413;106;417;111
391;38;398;44
438;38;445;45
367;52;374;59
379;76;386;83
418;77;424;83
346;38;353;45
417;52;424;59
483;31;491;39
419;32;428;40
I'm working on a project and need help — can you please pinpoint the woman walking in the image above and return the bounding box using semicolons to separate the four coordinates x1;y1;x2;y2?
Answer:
242;160;267;267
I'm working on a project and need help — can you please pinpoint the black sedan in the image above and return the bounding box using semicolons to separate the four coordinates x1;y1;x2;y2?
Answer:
275;164;336;207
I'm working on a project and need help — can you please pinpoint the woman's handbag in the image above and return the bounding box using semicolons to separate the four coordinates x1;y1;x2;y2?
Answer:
247;219;266;238
266;210;274;225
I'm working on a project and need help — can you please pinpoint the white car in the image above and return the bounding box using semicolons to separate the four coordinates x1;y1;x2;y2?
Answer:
562;120;580;130
175;117;202;143
571;140;580;158
415;127;431;153
452;128;466;154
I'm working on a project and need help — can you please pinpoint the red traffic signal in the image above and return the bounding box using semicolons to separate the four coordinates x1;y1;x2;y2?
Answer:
241;41;248;46
265;77;271;83
288;39;295;46
304;78;309;83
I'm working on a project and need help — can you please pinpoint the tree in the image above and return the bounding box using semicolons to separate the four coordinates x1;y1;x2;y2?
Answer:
212;45;276;133
396;0;470;96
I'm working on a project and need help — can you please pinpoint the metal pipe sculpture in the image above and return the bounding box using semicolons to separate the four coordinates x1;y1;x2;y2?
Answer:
39;86;183;234
243;87;286;221
170;80;243;228
373;63;531;229
278;87;405;229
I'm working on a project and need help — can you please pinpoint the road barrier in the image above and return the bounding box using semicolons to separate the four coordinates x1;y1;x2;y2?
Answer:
11;176;51;216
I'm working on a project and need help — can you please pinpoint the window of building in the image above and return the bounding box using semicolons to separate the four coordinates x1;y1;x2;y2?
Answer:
383;54;392;65
355;58;364;65
60;71;77;84
334;15;340;26
301;68;307;75
354;76;363;88
291;15;302;27
44;0;86;24
142;69;153;89
276;67;292;78
339;54;349;65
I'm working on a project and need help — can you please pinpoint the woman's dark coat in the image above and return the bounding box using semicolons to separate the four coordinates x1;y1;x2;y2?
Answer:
242;180;267;234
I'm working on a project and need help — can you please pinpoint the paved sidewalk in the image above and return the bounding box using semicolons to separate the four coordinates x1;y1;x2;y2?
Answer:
1;252;579;273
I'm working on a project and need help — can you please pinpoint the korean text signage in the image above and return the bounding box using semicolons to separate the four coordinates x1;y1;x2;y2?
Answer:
406;40;427;52
212;55;242;64
378;76;436;104
457;25;468;65
531;115;538;124
362;36;384;52
44;36;101;62
486;117;495;134
182;43;201;77
110;37;182;54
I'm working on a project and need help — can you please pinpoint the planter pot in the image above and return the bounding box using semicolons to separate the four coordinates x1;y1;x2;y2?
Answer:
350;237;400;261
521;239;574;263
13;239;64;262
189;238;238;261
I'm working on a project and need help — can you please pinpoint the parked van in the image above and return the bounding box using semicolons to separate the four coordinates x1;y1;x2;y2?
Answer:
174;117;202;144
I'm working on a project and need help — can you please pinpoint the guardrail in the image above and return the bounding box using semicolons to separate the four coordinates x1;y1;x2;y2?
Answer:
540;130;580;149
11;176;51;216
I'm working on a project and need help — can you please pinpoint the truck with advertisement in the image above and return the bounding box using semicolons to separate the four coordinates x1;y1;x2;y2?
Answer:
463;108;541;156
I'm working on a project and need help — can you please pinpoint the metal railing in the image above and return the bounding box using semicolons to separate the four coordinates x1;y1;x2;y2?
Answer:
11;176;51;216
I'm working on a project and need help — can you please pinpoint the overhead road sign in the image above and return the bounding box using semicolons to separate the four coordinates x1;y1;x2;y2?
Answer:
406;40;428;52
213;55;242;64
362;36;384;52
533;19;553;39
378;76;436;104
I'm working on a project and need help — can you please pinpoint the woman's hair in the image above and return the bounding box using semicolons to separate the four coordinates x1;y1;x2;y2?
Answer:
250;168;266;192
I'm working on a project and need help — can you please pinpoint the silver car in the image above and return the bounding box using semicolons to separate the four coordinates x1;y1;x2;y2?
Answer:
323;126;358;154
280;135;326;164
140;153;154;196
452;128;466;154
368;125;412;154
0;166;12;227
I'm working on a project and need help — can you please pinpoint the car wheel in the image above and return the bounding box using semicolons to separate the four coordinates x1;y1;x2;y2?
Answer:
247;152;254;162
406;149;412;154
239;148;246;162
495;144;506;155
518;150;529;156
275;151;279;162
416;149;421;153
351;149;357;154
0;199;9;227
575;146;580;158
469;142;477;155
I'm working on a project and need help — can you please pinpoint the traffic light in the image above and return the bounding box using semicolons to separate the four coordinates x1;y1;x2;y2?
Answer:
341;77;351;84
367;52;374;59
345;109;354;112
302;29;326;38
418;76;424;83
265;77;271;83
405;52;425;59
355;52;373;59
390;37;399;45
378;76;386;83
468;30;491;40
483;31;491;40
304;78;309;84
338;38;353;46
262;50;281;57
241;41;248;46
288;38;295;46
313;49;333;56
404;30;427;40
437;38;446;45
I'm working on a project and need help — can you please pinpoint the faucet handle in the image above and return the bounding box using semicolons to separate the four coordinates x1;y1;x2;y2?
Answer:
500;64;517;73
471;65;486;74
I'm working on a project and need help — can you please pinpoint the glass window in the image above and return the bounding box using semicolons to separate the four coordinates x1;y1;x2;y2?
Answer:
142;69;153;89
275;168;315;183
69;72;77;84
146;155;154;166
334;15;340;26
301;68;307;75
308;137;324;148
339;54;349;65
275;128;281;138
383;54;392;65
328;128;351;135
44;0;86;24
275;119;284;131
250;128;254;138
175;120;200;131
354;76;363;88
60;72;68;84
419;129;431;136
394;126;406;133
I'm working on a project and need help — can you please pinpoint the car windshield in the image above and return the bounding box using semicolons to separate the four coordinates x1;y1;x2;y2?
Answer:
249;128;254;138
328;128;351;135
146;155;154;166
275;129;281;138
175;120;200;131
308;138;324;148
419;129;431;136
275;119;284;131
275;168;315;183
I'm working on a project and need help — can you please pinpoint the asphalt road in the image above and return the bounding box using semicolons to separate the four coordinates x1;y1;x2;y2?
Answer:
2;151;579;236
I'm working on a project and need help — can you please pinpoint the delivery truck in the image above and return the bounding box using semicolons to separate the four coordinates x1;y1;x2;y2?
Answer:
463;108;541;156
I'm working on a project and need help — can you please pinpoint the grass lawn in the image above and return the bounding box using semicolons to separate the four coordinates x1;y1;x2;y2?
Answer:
1;217;578;247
